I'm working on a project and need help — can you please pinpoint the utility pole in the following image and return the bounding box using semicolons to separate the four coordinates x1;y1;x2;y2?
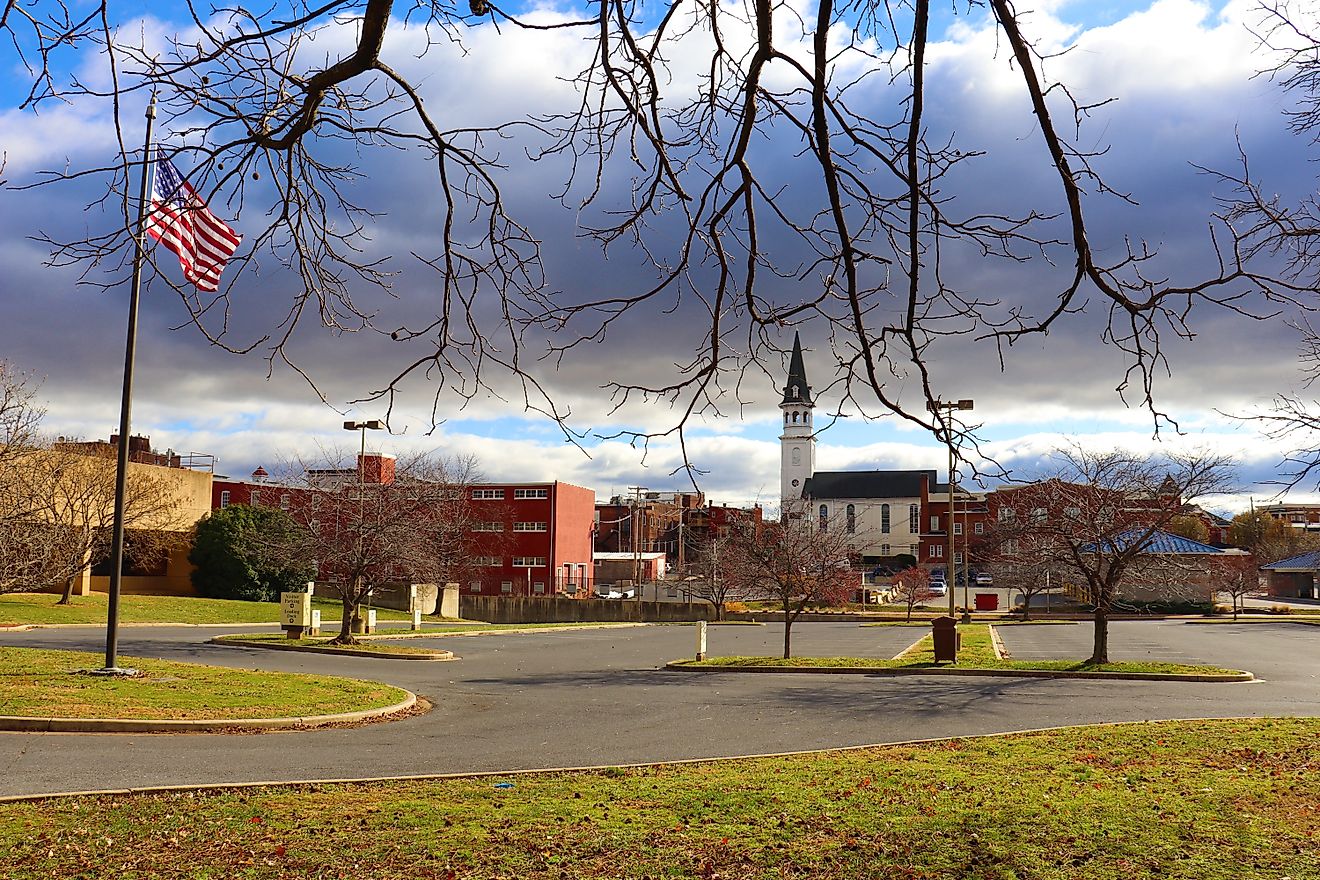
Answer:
629;485;647;599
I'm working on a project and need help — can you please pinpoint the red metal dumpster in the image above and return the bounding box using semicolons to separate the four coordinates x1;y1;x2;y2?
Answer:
974;592;999;611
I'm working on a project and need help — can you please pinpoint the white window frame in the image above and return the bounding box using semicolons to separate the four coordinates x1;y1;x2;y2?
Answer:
513;521;548;532
953;522;962;536
514;488;549;499
219;490;230;509
974;522;984;535
500;581;513;594
474;521;505;532
473;489;505;500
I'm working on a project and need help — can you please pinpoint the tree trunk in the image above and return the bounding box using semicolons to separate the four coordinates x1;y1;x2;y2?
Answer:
1088;605;1109;664
334;593;356;644
57;578;75;605
1021;591;1032;621
905;602;913;623
715;601;725;622
782;599;793;659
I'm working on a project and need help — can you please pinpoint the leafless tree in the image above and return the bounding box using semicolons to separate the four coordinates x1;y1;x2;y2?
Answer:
891;566;935;622
994;446;1235;663
719;508;856;658
279;447;481;642
5;2;1307;478
1213;552;1261;620
686;530;757;621
0;442;188;599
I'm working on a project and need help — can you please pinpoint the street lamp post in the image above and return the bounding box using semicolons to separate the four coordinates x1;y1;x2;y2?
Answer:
929;399;973;619
343;419;383;633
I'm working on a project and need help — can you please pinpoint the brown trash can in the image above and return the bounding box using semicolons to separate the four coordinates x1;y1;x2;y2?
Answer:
931;616;960;662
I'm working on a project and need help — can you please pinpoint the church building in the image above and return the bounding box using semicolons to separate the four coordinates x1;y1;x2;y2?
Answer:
779;333;937;567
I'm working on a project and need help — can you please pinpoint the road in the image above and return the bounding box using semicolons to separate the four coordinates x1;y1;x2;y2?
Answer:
1;620;1316;798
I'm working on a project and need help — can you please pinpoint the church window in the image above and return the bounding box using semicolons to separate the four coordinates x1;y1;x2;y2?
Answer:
819;504;828;530
881;503;890;533
909;504;919;533
784;412;789;424
791;447;801;466
847;504;856;533
792;385;799;399
792;412;799;423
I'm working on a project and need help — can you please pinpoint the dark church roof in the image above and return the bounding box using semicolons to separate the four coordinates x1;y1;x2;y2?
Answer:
803;469;936;500
781;332;813;406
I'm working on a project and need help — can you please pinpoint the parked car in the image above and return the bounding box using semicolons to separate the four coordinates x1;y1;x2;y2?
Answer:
928;582;948;597
975;572;993;586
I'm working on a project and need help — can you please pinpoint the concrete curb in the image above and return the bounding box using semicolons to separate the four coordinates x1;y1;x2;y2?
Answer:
989;625;1008;660
0;715;1293;803
663;660;1254;683
210;637;455;661
0;691;417;734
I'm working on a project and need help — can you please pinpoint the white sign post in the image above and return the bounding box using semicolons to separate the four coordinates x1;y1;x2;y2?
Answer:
696;619;707;661
280;591;312;639
412;609;423;631
367;608;378;634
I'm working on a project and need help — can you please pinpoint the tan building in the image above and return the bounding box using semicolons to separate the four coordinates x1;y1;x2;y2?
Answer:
4;435;214;597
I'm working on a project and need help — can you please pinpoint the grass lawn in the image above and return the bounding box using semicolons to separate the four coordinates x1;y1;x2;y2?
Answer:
2;718;1315;878
0;646;408;720
0;592;412;626
683;625;1244;676
214;634;451;656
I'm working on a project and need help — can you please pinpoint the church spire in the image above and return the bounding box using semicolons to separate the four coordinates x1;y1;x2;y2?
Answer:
781;332;813;406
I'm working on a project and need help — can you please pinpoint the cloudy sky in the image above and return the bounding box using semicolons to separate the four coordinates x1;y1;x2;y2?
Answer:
2;0;1319;513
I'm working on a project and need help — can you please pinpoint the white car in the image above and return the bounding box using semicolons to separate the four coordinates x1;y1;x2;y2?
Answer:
928;581;947;596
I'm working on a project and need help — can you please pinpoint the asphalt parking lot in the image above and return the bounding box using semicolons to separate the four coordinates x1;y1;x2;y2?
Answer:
1;619;1316;798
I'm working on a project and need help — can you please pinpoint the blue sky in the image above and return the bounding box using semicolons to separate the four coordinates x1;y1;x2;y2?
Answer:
1;0;1315;513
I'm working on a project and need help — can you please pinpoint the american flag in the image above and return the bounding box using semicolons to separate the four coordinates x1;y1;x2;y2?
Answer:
144;155;242;292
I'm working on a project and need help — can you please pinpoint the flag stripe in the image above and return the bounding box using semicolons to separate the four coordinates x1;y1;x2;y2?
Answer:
146;154;242;292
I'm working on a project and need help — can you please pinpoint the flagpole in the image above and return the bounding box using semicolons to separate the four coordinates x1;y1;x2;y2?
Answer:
101;96;157;675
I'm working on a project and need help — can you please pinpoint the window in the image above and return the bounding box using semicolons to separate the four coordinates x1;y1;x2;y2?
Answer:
934;545;944;557
909;504;919;533
880;503;890;534
847;504;857;533
250;489;261;507
470;581;481;593
974;522;984;535
474;521;504;532
474;556;501;566
514;521;548;532
514;488;549;499
819;504;829;530
500;581;513;594
954;552;963;565
930;515;940;532
792;447;801;466
473;489;505;500
999;508;1016;522
280;493;290;510
793;412;799;423
1064;506;1081;520
533;582;546;594
219;490;230;508
1031;507;1048;524
881;543;891;555
512;556;547;567
953;522;962;536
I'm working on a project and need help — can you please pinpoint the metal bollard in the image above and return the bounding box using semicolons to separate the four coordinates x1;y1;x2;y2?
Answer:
696;619;707;661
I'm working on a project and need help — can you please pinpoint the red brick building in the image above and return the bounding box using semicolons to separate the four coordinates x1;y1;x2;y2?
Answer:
213;459;596;599
465;481;596;597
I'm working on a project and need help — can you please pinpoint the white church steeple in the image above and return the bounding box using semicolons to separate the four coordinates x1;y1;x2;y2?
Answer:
779;332;816;505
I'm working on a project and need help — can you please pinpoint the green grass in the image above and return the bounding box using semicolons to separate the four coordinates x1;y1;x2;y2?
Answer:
683;625;1245;676
213;634;450;656
0;592;412;626
1;718;1315;878
0;646;408;719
